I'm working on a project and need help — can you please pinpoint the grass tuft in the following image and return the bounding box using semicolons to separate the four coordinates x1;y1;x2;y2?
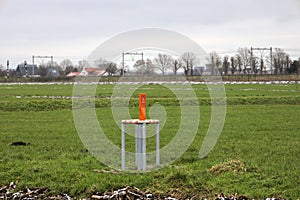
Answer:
209;159;246;175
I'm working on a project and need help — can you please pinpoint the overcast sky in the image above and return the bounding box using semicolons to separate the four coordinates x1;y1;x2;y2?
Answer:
0;0;300;68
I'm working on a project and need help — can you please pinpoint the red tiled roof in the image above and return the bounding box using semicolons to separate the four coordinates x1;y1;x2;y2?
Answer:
80;68;106;76
66;72;80;77
84;68;100;72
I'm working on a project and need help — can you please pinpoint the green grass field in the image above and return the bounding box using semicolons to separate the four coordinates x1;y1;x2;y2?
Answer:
0;83;299;199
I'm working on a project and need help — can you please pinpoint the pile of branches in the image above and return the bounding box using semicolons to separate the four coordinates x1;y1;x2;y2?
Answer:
0;181;72;200
91;186;165;200
90;187;253;200
90;187;285;200
214;193;284;200
0;182;285;200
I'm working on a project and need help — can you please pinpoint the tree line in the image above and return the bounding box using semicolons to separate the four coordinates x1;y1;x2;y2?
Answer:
208;47;299;76
130;48;300;76
1;47;299;77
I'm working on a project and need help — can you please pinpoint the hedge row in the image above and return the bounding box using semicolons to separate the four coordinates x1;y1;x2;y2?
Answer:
0;96;299;112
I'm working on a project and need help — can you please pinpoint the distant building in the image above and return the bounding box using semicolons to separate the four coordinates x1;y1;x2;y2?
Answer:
79;68;107;76
66;72;80;77
185;66;206;76
193;66;205;76
16;64;40;77
46;67;61;77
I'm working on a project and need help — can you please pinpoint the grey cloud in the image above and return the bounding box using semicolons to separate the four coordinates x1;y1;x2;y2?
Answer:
0;0;300;66
2;0;299;33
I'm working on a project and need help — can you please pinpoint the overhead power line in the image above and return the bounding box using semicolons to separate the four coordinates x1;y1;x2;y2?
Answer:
250;47;273;74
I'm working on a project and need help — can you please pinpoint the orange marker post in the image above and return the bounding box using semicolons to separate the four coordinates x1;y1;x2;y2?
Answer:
139;93;146;120
121;93;160;170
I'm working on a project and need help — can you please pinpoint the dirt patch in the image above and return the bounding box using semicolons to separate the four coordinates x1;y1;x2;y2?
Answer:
10;141;30;146
209;159;246;175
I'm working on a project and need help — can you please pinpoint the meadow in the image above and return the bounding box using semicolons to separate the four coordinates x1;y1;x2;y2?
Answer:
0;83;299;199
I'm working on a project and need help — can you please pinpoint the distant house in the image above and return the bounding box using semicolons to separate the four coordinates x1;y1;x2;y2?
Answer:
193;66;205;76
66;72;81;77
79;68;106;76
46;67;61;77
184;66;205;76
16;64;40;77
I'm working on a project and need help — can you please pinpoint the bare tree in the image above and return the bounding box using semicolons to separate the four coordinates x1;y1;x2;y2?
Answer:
39;61;61;69
222;56;230;75
230;56;238;75
78;60;89;69
133;59;155;74
208;51;221;75
60;59;73;70
172;59;183;75
65;66;75;74
251;57;259;74
273;48;286;74
38;64;47;77
289;60;299;74
118;62;129;75
0;64;5;77
153;53;173;75
93;57;117;76
181;52;197;75
38;61;60;77
94;58;108;70
40;60;59;68
259;58;264;74
285;54;291;73
237;47;251;74
236;55;242;74
105;62;118;76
